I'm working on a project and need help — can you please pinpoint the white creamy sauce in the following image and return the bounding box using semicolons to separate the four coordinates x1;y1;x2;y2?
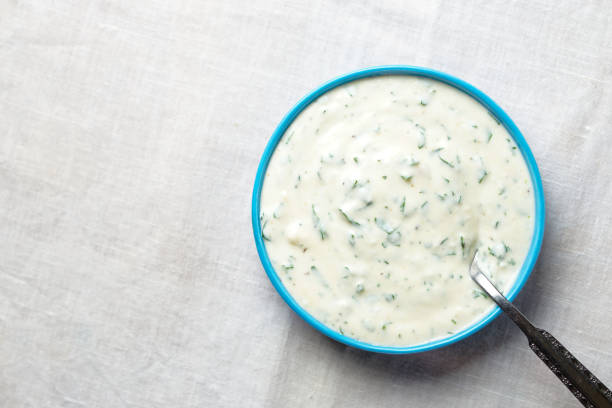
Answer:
260;75;534;346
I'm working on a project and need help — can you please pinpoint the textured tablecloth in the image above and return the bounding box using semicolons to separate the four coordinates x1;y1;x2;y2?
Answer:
1;1;611;407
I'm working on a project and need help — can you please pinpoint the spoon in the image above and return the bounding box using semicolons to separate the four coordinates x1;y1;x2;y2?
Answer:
469;251;612;408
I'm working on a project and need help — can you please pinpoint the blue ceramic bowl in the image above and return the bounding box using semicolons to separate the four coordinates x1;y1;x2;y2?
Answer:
252;66;545;354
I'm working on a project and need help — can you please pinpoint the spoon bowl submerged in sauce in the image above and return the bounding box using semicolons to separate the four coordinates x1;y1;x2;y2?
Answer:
252;66;545;354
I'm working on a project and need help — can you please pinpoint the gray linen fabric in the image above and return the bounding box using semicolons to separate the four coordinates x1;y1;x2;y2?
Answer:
0;1;610;407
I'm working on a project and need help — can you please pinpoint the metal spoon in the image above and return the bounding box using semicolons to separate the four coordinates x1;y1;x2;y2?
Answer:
469;251;612;408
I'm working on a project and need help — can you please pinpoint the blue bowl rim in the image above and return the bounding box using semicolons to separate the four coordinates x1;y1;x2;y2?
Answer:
251;65;545;354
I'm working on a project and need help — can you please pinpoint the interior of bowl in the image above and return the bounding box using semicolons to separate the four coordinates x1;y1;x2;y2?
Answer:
252;65;545;354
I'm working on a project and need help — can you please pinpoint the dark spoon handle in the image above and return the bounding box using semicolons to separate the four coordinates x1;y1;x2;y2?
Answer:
469;257;612;407
527;329;612;408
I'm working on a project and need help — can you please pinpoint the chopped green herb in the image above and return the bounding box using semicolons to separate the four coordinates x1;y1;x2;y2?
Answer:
312;205;328;240
421;201;429;208
487;131;493;143
284;131;295;145
281;258;294;271
353;157;359;163
451;319;457;325
355;283;364;294
439;155;454;168
416;125;426;149
400;196;406;213
348;234;356;247
401;175;413;183
338;208;360;226
473;289;488;299
488;244;509;260
262;219;271;241
478;169;488;184
420;100;428;106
